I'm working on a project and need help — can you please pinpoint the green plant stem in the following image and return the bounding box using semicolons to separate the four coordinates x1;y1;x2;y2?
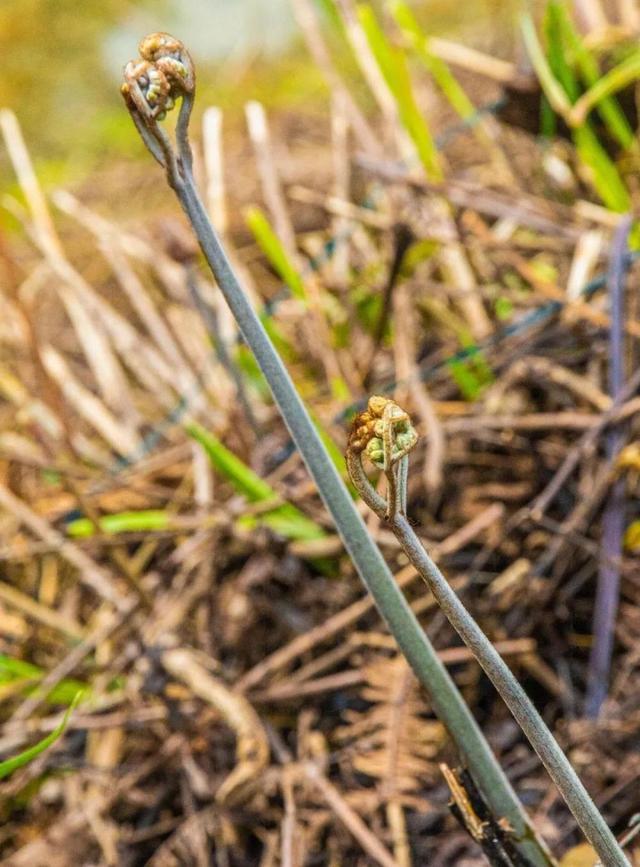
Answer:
171;169;552;865
388;511;629;867
0;692;81;780
122;40;552;858
520;13;573;120
570;51;640;127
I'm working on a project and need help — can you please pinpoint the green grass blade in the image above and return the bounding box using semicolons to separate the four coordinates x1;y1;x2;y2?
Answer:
0;655;44;681
356;3;442;179
390;1;475;120
188;422;284;502
187;422;325;541
421;298;493;398
66;510;171;538
573;125;631;211
521;12;573;117
550;0;633;149
543;2;579;100
0;693;81;781
245;205;306;301
315;0;347;35
572;49;640;129
447;359;484;400
0;656;87;705
245;204;350;400
537;4;630;211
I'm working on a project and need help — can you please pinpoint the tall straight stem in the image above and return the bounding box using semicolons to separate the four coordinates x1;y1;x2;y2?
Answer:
174;171;552;866
391;512;629;867
586;216;631;718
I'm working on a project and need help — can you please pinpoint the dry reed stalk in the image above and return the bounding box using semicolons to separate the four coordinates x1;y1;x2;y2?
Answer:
246;100;298;256
289;0;382;156
330;92;352;288
202;107;228;236
615;0;640;30
200;105;266;423
392;280;445;499
485;355;612;413
41;347;141;457
0;361;64;442
51;192;193;378
567;229;605;300
572;0;610;32
50;191;211;411
202;106;251;339
0;580;84;641
0;483;127;609
427;37;519;83
288;185;391;229
84;614;125;866
246;100;350;396
0;111;138;426
443;406;639;433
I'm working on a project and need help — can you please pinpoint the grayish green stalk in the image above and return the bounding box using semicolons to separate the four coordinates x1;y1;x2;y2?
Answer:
176;172;553;866
390;512;627;867
121;35;554;866
347;404;629;867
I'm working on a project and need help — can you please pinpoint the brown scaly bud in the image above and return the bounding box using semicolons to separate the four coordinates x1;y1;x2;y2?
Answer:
139;32;195;95
348;396;418;468
122;33;195;126
122;59;173;123
348;397;384;454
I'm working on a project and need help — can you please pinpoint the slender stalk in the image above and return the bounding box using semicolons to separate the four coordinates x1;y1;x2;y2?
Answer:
176;169;554;864
121;34;554;867
346;399;629;867
389;512;627;866
585;216;632;718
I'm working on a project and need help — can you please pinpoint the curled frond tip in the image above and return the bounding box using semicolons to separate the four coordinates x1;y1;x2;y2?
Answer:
122;32;194;123
348;396;418;469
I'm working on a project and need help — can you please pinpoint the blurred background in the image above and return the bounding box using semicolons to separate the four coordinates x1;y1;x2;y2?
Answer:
0;0;520;176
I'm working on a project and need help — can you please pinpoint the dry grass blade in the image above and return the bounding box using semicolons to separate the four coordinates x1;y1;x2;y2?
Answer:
0;483;127;608
301;761;400;867
0;111;138;423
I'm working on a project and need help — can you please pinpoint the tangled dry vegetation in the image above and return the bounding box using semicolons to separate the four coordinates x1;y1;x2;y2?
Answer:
1;4;640;866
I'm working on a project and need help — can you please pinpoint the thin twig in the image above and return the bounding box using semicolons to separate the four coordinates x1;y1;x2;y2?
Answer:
585;215;632;718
